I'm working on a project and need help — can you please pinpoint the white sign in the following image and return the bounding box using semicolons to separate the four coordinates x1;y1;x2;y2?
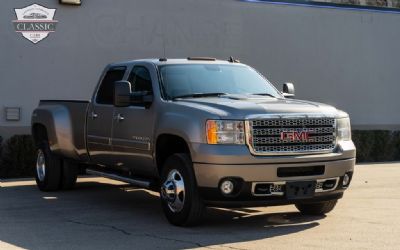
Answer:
13;3;58;44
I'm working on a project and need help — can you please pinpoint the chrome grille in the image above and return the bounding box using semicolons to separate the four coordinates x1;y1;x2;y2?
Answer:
247;117;336;155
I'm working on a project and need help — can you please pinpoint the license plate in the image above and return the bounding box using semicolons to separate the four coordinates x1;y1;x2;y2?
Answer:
286;181;316;200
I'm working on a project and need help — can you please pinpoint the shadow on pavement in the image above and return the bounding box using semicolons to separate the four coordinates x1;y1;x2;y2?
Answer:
0;179;325;249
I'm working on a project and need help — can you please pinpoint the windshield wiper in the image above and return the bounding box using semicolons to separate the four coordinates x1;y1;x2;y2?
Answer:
172;92;228;100
251;93;276;98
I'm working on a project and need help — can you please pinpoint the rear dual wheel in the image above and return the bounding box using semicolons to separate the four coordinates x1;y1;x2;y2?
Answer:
35;141;78;191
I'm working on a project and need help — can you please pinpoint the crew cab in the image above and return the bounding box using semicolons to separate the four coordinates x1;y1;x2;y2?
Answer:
31;57;355;226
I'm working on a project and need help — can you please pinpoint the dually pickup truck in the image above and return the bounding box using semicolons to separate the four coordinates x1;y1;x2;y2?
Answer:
32;57;355;226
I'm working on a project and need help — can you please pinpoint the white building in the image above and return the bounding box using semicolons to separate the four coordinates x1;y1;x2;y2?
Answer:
1;0;400;139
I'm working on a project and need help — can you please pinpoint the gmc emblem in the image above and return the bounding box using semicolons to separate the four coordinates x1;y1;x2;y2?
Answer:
280;131;310;142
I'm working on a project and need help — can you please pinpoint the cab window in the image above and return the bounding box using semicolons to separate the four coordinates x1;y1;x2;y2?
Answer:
128;66;153;93
96;67;126;104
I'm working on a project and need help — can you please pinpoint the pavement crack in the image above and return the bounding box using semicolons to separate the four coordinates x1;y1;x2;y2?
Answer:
142;233;208;248
67;219;131;235
67;219;208;248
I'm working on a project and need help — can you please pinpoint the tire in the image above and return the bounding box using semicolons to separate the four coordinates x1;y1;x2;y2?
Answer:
61;159;78;190
34;141;62;191
160;153;205;226
295;199;338;215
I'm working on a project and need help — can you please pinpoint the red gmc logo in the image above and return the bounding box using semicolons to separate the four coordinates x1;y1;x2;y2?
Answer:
280;131;310;141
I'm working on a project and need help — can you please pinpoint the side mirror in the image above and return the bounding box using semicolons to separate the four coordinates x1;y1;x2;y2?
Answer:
282;82;295;98
114;81;131;107
131;91;153;108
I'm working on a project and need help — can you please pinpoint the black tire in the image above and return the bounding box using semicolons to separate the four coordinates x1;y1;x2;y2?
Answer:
34;141;62;191
61;159;78;190
160;153;205;226
295;199;338;215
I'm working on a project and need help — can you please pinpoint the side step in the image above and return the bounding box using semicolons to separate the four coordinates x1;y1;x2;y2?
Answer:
86;168;152;189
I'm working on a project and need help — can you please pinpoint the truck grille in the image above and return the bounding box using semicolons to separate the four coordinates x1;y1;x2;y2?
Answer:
246;117;336;155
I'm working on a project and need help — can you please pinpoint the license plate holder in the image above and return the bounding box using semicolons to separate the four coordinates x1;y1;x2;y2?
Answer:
286;181;316;200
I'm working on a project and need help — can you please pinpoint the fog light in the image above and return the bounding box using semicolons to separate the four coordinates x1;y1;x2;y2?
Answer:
343;173;350;187
220;180;234;195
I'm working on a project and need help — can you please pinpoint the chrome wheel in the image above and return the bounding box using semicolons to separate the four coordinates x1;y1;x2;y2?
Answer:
36;149;46;182
161;169;185;213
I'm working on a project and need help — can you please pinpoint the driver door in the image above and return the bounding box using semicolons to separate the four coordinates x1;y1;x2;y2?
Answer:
111;65;156;176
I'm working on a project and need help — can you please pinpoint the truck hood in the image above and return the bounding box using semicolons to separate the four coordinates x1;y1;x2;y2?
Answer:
174;94;340;119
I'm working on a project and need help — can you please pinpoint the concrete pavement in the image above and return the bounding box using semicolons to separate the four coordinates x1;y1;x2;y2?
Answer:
0;163;399;250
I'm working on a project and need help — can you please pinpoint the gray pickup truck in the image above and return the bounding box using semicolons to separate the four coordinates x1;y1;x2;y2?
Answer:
31;57;355;226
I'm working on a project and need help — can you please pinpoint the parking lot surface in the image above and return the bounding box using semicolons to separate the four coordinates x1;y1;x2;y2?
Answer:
1;163;399;250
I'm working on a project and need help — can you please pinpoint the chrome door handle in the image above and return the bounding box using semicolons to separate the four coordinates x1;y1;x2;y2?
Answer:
91;112;98;119
116;113;124;121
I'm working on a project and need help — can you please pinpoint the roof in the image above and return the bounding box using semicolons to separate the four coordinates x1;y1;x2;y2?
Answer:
109;58;244;67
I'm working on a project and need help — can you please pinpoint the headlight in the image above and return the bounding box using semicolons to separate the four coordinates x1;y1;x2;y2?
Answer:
336;117;351;141
206;120;245;144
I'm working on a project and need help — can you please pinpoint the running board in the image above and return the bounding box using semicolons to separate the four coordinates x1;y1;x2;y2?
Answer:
86;168;151;188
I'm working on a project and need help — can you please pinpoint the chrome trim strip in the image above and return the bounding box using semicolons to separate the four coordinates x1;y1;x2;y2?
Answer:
251;181;285;197
315;177;340;193
251;177;340;197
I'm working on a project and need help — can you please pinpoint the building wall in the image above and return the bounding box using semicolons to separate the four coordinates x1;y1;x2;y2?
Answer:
1;0;399;138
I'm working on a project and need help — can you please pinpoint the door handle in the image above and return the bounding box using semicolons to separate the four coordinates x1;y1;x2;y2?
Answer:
116;113;124;122
90;112;98;119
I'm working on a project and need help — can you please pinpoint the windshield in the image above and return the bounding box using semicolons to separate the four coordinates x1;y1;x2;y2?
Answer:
159;64;282;99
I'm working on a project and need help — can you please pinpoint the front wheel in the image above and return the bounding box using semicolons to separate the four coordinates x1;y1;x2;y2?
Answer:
295;199;338;215
35;142;62;191
160;153;205;226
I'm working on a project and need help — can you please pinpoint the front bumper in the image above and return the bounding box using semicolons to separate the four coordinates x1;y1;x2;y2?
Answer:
194;157;355;187
192;141;355;207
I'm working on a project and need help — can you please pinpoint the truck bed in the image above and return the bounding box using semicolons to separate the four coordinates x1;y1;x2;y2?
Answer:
32;100;91;162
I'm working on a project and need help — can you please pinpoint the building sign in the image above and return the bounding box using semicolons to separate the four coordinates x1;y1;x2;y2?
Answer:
12;4;58;44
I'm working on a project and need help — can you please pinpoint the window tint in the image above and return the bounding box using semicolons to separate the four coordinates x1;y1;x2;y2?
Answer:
247;0;400;11
96;68;126;104
128;66;153;93
159;64;281;98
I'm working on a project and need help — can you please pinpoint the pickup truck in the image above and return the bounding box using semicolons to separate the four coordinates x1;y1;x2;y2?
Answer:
31;57;355;226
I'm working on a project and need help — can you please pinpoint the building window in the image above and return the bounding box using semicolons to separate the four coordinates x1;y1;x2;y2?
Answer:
313;0;400;9
245;0;400;11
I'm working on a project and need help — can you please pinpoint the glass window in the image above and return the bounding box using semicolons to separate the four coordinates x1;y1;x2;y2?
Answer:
96;67;126;105
128;66;153;93
247;0;400;11
312;0;400;9
159;64;281;99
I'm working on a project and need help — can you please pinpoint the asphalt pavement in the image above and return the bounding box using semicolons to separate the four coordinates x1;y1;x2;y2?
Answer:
0;163;399;250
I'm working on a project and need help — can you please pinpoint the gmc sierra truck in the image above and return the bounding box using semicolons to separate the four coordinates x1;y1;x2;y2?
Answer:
31;57;355;226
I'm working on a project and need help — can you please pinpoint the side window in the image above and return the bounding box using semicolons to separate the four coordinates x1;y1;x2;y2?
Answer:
96;67;126;104
128;66;153;93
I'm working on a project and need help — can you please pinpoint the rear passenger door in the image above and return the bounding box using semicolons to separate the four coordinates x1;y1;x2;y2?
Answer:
87;66;126;166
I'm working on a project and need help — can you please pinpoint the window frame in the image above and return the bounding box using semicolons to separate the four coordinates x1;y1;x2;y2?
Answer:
126;65;154;107
94;66;127;106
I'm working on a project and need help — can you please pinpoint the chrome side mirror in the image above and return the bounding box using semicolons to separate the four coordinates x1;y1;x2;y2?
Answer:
282;82;295;98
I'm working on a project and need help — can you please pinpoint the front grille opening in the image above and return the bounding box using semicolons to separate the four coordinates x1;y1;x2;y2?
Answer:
322;179;336;190
277;165;325;177
248;118;336;155
316;178;339;192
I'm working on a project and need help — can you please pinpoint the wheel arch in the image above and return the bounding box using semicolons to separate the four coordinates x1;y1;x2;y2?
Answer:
155;133;192;174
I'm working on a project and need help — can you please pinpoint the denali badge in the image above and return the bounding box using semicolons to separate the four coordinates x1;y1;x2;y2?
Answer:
280;131;310;142
12;4;58;44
